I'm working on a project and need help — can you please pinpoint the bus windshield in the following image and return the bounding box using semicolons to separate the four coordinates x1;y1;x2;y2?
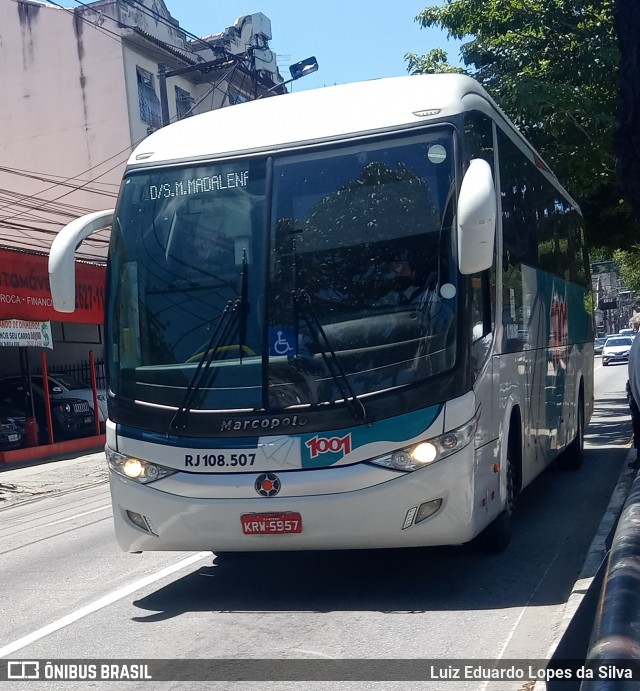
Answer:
107;128;458;415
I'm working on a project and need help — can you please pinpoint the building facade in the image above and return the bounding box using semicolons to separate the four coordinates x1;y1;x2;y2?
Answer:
591;260;636;335
0;1;283;452
0;0;283;262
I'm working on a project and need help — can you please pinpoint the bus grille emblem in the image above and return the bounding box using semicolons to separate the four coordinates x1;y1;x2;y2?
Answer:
255;473;281;497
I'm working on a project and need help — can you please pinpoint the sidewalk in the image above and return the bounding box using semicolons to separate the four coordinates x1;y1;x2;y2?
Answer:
0;449;108;510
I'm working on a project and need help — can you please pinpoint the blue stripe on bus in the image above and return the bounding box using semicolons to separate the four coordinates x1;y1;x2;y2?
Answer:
116;403;443;459
116;424;260;449
299;404;444;468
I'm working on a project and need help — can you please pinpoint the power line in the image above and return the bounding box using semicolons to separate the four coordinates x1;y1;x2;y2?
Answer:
1;58;242;226
0;166;119;197
0;195;101;224
0;153;130;222
125;0;218;58
1;0;266;232
27;0;133;46
65;0;207;67
0;184;108;210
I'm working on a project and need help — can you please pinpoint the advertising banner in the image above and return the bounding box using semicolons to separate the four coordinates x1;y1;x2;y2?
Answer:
0;249;105;324
0;319;53;348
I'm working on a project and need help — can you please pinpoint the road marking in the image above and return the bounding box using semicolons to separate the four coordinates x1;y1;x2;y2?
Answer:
481;549;562;689
0;551;210;658
39;505;112;528
481;399;631;690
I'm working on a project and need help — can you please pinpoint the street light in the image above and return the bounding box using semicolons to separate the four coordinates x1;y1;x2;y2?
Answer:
158;54;318;125
289;56;319;81
258;56;319;98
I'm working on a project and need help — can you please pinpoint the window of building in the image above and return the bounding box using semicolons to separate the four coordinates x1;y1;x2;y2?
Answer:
228;89;249;106
175;86;194;120
136;67;161;129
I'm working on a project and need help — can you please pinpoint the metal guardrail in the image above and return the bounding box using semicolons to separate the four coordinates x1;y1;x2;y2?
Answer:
579;466;640;690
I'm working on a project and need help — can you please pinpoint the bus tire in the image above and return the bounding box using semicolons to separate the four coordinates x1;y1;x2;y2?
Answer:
557;391;585;471
474;430;518;554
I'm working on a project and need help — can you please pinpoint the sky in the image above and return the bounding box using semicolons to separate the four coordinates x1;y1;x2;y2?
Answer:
162;0;463;92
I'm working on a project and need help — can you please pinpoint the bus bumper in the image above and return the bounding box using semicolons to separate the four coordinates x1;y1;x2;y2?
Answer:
109;446;503;552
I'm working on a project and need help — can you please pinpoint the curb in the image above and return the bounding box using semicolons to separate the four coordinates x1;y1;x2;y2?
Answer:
535;447;639;690
0;435;105;467
0;450;108;511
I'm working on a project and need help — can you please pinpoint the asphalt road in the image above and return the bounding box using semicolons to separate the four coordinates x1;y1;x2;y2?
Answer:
0;357;634;691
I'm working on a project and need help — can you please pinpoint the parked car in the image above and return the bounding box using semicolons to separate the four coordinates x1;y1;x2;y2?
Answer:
30;374;107;425
0;402;25;451
0;375;96;444
618;328;636;338
594;337;607;355
602;336;634;366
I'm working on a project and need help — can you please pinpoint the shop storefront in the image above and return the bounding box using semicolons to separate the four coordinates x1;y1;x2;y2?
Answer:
0;248;106;463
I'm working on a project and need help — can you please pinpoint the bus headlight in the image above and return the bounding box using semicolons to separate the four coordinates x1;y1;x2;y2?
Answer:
369;415;477;472
106;446;176;484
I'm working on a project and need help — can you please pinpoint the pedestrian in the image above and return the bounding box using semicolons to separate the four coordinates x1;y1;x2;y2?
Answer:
626;315;640;462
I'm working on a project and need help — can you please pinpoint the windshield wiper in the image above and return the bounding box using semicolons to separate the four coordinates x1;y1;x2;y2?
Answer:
169;299;242;431
292;289;367;423
170;254;251;432
238;250;249;362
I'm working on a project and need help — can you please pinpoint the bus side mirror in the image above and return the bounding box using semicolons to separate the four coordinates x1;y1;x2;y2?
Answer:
48;209;114;312
456;159;496;275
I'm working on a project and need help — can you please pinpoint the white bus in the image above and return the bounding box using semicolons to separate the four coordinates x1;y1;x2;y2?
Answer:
49;74;593;554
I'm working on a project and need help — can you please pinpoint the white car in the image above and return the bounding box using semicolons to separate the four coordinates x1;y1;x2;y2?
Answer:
31;374;107;423
601;336;634;367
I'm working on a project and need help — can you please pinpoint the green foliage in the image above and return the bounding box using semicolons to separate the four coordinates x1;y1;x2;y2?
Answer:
613;247;640;293
588;246;610;263
409;0;640;250
405;48;464;74
592;246;640;294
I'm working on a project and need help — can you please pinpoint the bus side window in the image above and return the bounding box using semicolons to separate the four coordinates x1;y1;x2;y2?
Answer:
471;270;493;374
464;110;495;368
471;270;493;339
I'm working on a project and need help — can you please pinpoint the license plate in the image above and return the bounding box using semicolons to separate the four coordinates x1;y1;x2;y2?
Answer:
241;512;302;535
8;434;19;442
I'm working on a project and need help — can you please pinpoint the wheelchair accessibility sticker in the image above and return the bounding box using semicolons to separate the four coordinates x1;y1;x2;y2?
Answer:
269;327;297;356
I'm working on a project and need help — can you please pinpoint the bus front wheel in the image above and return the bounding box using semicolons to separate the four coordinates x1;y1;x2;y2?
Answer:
474;426;519;554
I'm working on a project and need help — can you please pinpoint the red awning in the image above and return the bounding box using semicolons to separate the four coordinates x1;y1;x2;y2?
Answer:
0;248;105;324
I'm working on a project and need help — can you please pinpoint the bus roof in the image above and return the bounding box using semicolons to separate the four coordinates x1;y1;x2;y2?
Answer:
128;74;501;167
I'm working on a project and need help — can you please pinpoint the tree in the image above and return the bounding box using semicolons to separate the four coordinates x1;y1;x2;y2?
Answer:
615;0;640;221
613;248;640;293
407;0;640;250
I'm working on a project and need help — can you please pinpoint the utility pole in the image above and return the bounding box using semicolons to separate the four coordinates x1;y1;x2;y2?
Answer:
158;55;237;127
158;63;170;127
158;54;318;125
